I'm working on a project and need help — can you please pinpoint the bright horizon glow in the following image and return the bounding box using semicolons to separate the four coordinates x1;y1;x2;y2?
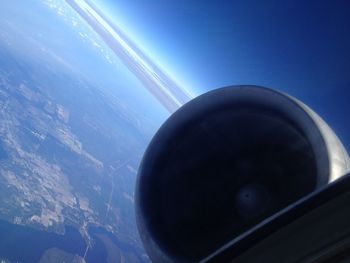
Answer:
88;0;199;98
68;0;194;112
75;0;182;104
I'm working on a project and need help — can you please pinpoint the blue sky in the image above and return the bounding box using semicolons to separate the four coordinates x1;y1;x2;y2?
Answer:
89;0;350;148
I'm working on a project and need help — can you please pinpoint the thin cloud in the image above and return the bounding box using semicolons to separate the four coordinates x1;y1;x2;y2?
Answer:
66;0;193;113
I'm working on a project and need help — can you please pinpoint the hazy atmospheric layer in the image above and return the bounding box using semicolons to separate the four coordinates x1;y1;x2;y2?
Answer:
66;0;193;113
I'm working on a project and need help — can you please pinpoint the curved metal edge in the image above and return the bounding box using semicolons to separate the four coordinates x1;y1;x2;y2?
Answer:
135;85;347;262
288;97;350;182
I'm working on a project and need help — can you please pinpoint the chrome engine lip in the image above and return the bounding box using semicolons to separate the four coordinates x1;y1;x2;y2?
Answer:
135;85;349;262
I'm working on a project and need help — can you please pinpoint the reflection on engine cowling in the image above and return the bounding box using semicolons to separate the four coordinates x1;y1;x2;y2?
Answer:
135;85;350;262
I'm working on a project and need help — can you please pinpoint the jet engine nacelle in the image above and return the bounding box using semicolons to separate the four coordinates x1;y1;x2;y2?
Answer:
135;85;350;262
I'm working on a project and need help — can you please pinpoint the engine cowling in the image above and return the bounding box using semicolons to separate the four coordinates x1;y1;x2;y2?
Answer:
135;85;350;262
